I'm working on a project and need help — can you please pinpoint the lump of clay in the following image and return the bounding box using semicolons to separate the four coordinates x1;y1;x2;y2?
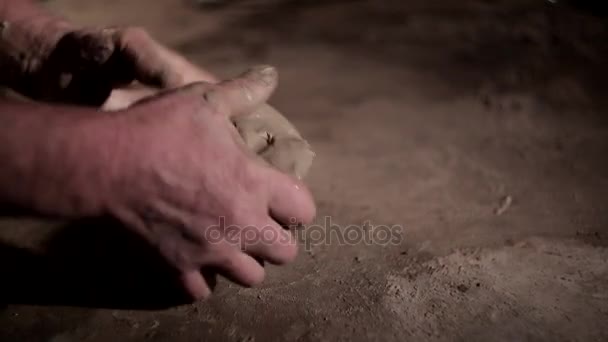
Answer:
232;104;315;179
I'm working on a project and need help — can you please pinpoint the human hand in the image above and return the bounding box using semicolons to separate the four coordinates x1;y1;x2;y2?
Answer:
0;16;212;105
106;66;315;299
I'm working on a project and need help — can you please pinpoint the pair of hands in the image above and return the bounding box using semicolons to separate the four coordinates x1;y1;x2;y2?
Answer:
2;20;315;299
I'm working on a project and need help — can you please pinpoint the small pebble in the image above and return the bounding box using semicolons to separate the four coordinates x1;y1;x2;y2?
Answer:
494;195;513;215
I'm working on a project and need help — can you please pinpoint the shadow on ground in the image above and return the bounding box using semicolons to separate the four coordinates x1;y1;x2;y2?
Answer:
0;217;195;310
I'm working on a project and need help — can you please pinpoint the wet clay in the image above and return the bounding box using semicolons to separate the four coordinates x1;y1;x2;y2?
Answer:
232;104;314;179
105;86;315;179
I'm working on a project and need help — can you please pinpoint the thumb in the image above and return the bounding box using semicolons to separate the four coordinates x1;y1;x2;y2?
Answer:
204;65;278;117
122;66;278;116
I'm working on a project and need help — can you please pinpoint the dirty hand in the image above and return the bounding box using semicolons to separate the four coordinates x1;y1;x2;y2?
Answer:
108;66;315;299
0;15;209;105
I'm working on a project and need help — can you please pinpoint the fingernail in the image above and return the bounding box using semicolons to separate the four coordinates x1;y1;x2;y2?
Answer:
249;65;276;86
250;64;275;74
58;72;73;89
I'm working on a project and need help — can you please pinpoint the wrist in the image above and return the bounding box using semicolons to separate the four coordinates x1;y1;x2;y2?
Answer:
0;102;124;218
39;108;126;218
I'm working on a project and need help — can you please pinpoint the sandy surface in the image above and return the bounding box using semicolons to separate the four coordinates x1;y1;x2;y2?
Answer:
1;0;607;341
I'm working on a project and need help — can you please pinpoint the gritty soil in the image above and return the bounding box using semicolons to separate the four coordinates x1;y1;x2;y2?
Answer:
1;0;607;341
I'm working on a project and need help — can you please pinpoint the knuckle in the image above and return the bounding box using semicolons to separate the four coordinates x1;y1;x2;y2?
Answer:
224;196;246;220
201;89;227;115
241;163;270;196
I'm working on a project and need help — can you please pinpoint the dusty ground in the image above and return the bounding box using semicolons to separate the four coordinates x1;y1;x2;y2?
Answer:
1;0;608;341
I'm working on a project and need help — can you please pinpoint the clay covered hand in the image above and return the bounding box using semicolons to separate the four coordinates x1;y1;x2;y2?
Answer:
0;20;215;105
102;67;315;299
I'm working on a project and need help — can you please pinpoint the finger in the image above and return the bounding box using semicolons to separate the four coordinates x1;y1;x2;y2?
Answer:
44;29;121;105
52;29;116;69
112;27;217;88
112;27;180;87
206;65;278;118
124;81;214;108
205;248;266;287
266;168;316;226
103;85;159;111
241;218;298;265
180;270;213;300
114;64;277;117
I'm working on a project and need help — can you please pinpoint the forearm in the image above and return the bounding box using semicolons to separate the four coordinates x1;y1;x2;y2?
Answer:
0;99;120;217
